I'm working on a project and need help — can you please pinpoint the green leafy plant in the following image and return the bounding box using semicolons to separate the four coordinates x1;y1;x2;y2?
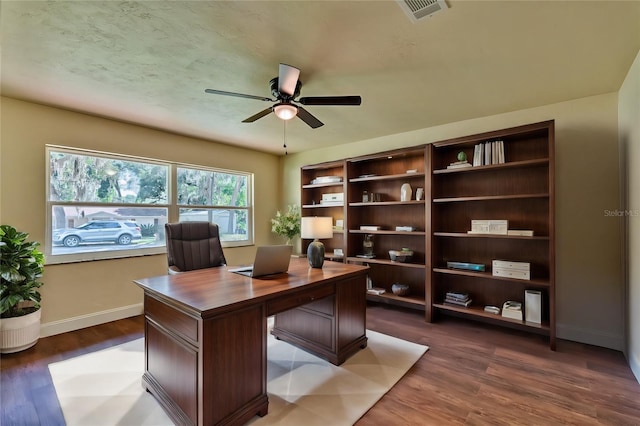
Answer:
0;225;44;318
140;223;157;237
270;205;301;244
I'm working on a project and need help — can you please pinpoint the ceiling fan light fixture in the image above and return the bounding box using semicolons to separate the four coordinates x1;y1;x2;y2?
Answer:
273;103;298;120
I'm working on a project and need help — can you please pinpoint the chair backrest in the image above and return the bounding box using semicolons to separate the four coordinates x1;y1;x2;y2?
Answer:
165;222;226;274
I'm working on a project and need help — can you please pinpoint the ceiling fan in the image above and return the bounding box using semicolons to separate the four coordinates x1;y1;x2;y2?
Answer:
205;64;361;129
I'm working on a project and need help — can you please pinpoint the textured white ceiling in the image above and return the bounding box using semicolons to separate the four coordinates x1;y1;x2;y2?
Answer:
2;1;639;154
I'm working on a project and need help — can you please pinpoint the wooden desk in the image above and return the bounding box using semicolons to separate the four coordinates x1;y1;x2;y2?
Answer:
133;257;369;426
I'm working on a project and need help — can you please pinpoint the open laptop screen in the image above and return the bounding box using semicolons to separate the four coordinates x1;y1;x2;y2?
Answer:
229;245;292;278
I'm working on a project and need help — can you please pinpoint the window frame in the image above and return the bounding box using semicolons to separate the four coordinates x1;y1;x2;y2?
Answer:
174;162;254;249
45;145;254;264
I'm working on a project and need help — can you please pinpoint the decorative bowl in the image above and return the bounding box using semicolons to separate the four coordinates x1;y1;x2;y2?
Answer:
389;248;413;262
391;283;410;296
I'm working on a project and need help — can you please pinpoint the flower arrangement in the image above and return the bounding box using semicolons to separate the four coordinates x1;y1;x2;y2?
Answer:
271;204;301;245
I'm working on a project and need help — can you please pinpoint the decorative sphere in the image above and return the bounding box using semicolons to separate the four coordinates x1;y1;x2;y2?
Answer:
457;151;467;162
391;283;410;296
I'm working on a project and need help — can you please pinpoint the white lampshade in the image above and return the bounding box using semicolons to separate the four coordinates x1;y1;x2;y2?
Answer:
301;216;333;239
273;103;298;120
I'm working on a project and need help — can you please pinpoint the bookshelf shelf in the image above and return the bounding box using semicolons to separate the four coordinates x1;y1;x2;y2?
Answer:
433;232;549;240
349;172;426;183
432;158;549;174
433;193;549;203
432;267;551;287
350;230;426;236
432;304;550;333
367;292;426;309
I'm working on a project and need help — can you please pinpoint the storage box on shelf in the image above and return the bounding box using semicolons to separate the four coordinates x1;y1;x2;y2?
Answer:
345;147;428;312
427;120;555;349
300;160;347;262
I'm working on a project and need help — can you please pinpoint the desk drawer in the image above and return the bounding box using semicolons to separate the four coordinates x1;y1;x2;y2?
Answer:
267;284;334;316
145;294;199;344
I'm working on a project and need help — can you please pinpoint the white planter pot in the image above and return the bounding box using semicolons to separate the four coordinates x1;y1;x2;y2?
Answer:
0;309;42;354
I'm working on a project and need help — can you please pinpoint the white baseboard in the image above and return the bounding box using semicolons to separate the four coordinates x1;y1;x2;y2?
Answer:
630;349;640;384
556;322;624;351
40;304;143;338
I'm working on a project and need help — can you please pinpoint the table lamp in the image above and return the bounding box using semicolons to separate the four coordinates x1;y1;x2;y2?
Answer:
301;216;333;268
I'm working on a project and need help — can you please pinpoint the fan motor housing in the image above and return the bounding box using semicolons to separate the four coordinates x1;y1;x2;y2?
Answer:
270;77;301;100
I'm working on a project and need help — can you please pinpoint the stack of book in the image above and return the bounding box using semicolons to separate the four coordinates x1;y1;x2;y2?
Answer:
447;160;472;169
444;292;472;308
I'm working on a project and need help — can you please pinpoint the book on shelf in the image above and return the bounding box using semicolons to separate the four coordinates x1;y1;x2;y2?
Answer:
507;229;534;236
446;261;485;272
447;161;472;169
445;291;472;307
359;225;381;231
473;144;483;166
311;176;342;184
444;297;472;308
475;140;505;166
468;219;508;235
445;291;470;301
367;287;386;295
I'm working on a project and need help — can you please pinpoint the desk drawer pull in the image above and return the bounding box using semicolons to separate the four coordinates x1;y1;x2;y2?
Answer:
267;284;334;316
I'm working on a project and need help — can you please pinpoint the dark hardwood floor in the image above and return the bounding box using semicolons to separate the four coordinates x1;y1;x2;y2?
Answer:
2;304;639;425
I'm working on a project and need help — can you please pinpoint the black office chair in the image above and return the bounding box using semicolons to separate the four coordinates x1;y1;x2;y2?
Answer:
165;222;226;274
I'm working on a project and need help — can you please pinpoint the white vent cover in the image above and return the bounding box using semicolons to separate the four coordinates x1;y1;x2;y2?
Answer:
396;0;448;22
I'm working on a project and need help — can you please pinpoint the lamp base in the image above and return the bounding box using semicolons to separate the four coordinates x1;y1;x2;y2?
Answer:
307;240;325;268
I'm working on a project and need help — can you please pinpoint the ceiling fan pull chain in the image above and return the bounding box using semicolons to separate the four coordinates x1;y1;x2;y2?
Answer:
283;120;288;155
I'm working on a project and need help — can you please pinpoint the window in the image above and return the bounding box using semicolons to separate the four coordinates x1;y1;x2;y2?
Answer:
177;166;251;246
46;146;253;264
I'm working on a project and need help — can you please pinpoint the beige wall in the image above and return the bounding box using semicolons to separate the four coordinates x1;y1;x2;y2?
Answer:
0;97;281;333
282;93;624;350
619;50;640;380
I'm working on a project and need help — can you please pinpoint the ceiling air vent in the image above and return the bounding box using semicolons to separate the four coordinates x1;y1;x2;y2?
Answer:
396;0;448;22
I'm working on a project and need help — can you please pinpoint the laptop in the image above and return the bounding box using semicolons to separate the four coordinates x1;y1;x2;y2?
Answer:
229;245;293;278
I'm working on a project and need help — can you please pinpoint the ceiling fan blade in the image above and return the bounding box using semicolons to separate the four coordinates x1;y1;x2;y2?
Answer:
205;89;273;102
296;106;324;129
242;107;273;123
278;64;301;97
298;96;362;106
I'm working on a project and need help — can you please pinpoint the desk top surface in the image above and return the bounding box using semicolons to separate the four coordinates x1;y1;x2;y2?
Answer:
134;257;368;315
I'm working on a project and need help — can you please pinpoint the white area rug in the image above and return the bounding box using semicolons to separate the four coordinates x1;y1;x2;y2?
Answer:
49;330;428;425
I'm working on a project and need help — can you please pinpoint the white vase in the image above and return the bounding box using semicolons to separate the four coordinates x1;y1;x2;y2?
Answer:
401;183;412;202
0;309;41;353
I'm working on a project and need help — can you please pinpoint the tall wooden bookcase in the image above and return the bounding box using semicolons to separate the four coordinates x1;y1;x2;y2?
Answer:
299;120;556;349
345;147;428;311
427;120;555;349
300;160;347;260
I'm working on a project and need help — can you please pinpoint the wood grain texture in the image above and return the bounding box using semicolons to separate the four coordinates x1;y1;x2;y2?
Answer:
2;305;639;425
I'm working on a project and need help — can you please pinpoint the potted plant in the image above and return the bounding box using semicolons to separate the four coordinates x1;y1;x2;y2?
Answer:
0;225;45;353
270;204;301;246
